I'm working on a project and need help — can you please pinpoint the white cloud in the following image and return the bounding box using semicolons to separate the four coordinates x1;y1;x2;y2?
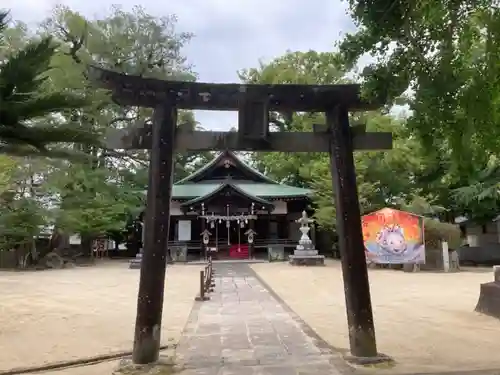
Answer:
5;0;357;130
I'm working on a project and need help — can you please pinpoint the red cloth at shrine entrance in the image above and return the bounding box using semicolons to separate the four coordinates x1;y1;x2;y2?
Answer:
229;244;249;259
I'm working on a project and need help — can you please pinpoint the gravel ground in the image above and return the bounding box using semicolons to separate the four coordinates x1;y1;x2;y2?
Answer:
4;260;498;375
251;260;500;374
0;261;201;371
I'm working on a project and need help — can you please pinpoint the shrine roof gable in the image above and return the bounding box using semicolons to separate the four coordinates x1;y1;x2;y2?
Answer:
176;150;278;184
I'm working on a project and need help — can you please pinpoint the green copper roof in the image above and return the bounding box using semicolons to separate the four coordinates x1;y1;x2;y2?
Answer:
237;183;311;197
172;182;311;199
180;183;274;207
172;183;222;198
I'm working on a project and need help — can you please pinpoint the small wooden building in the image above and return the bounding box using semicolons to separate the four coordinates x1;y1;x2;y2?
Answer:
158;151;312;261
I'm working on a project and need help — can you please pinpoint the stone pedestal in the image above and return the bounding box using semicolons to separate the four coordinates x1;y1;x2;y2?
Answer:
289;211;325;266
170;245;188;262
289;254;325;266
129;252;142;269
268;245;285;261
475;265;500;319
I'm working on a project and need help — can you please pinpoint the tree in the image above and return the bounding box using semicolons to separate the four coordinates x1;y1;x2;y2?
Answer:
240;50;435;230
46;163;144;244
34;5;193;252
0;11;98;157
2;6;211;257
239;51;349;187
306;113;433;229
40;5;214;179
0;197;46;264
0;154;53;267
339;1;500;222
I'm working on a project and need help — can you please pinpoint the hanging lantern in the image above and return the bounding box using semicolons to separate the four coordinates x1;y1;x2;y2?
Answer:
240;221;245;228
226;220;230;228
210;221;215;228
219;219;222;223
245;219;248;224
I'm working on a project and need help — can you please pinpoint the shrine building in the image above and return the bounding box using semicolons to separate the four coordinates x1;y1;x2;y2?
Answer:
162;150;313;261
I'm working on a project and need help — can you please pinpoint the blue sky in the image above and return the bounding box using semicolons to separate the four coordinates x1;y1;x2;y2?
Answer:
5;0;358;130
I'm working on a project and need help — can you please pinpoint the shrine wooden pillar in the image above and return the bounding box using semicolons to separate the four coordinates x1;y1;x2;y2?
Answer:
132;102;177;364
326;106;377;358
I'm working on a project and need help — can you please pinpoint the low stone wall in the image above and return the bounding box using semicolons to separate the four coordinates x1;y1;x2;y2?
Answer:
458;244;500;265
0;250;17;269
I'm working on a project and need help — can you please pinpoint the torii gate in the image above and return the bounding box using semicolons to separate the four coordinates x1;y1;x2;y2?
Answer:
89;66;392;364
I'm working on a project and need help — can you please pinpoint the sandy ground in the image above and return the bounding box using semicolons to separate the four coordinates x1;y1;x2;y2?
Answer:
0;261;201;372
251;260;500;374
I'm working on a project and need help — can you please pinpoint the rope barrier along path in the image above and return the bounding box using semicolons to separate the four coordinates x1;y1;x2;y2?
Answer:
0;344;174;375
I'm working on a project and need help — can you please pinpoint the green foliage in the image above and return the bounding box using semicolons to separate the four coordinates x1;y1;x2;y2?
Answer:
339;0;500;223
0;154;18;194
242;51;425;229
0;197;45;250
240;51;347;86
40;5;212;181
423;219;461;250
35;5;206;237
240;51;349;187
239;48;472;234
307;114;431;229
452;160;500;223
0;11;99;157
46;164;144;235
2;0;497;255
0;5;208;251
340;1;498;151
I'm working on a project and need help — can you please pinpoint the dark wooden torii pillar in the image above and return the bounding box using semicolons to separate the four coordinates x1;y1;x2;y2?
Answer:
89;66;391;364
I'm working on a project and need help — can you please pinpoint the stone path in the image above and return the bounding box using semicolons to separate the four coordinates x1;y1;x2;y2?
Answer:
175;263;344;375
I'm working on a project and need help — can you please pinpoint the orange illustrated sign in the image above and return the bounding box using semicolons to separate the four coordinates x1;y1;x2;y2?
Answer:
362;208;425;264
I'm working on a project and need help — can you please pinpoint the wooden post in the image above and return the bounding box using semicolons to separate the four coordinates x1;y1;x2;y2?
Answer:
326;106;378;358
199;270;205;299
132;102;177;364
201;217;206;261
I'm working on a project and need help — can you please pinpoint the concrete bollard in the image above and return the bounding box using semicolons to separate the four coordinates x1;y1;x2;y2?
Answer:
494;265;500;283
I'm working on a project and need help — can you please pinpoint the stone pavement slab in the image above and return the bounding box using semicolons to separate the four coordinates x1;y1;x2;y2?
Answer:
175;263;343;375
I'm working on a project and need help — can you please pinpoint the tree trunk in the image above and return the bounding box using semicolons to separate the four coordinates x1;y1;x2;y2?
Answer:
48;228;70;254
80;234;94;258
